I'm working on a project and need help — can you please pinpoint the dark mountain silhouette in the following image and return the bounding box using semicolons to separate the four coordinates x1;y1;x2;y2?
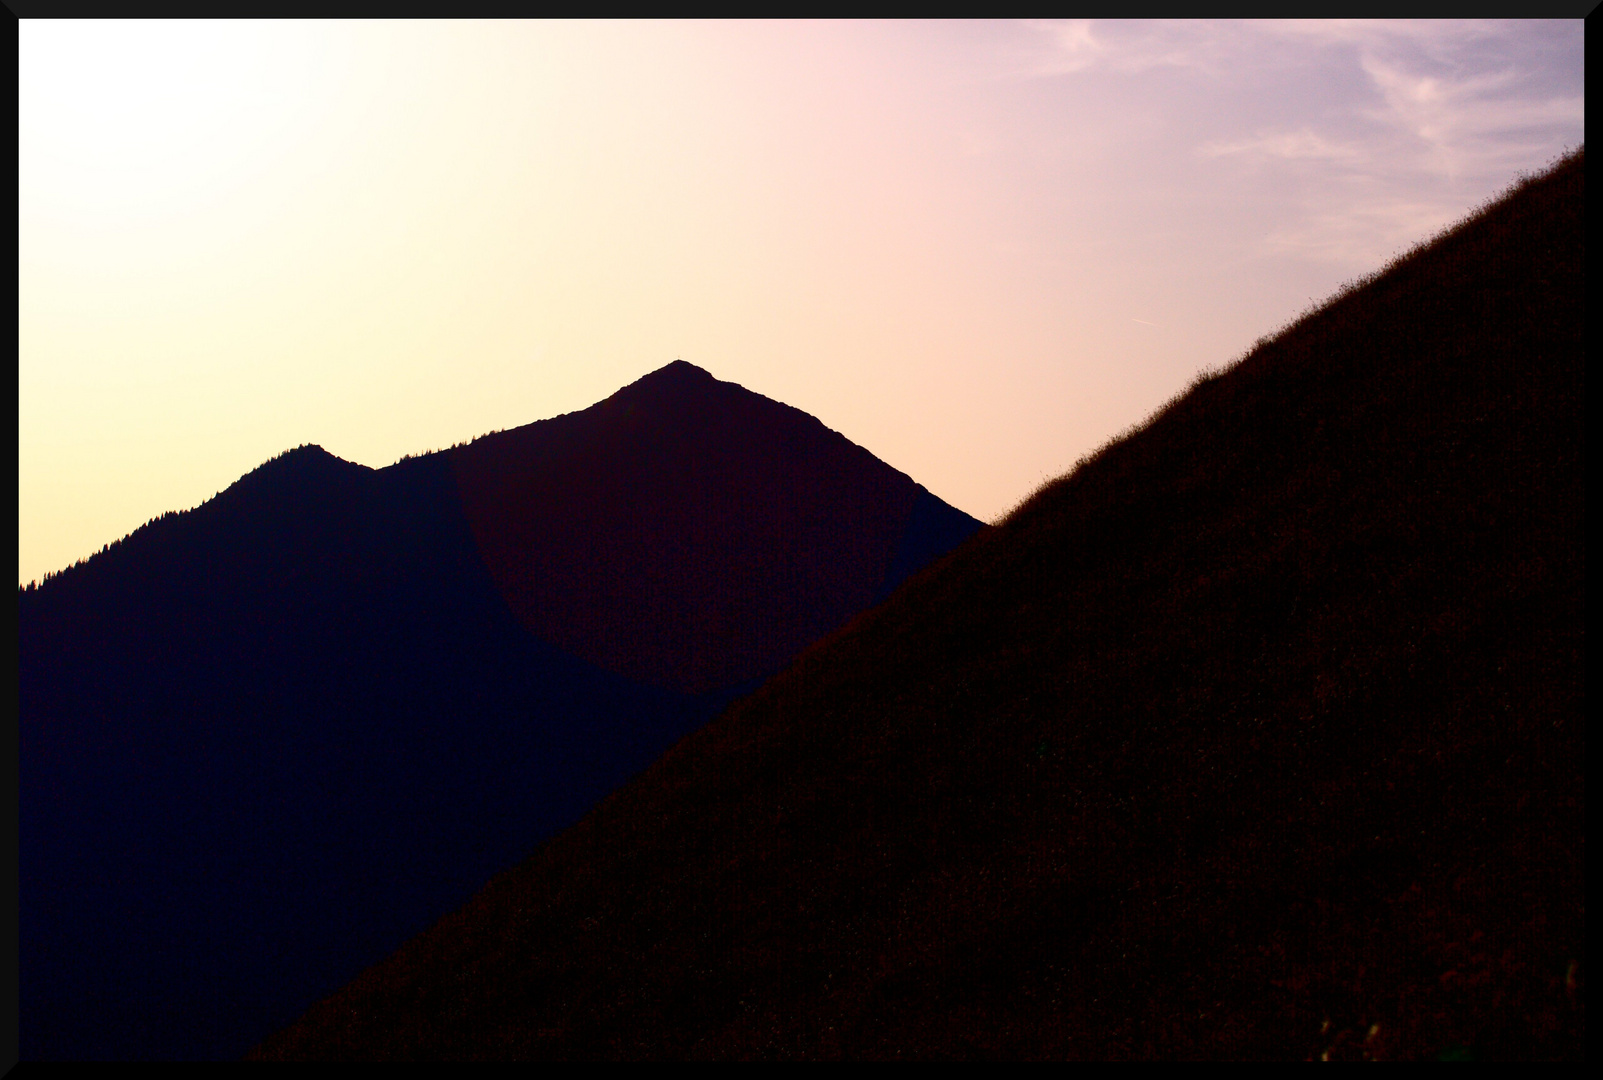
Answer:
254;149;1583;1061
19;367;981;1061
450;360;977;695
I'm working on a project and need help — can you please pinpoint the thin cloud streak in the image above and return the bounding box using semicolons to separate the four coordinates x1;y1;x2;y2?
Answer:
1200;130;1365;163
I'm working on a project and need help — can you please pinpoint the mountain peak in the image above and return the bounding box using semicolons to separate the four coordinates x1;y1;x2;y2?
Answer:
658;358;715;379
620;359;720;395
447;360;980;694
250;443;361;477
216;444;369;507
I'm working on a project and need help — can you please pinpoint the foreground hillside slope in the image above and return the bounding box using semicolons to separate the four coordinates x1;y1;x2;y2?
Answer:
20;366;980;1060
256;149;1584;1060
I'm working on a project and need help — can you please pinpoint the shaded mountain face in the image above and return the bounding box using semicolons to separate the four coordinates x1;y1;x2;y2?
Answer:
254;150;1584;1061
451;361;975;695
19;368;982;1061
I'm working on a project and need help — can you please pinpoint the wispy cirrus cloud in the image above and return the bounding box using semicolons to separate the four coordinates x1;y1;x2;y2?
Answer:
981;17;1580;284
1354;50;1582;178
1200;129;1364;163
1020;19;1580;168
1025;19;1101;75
1015;19;1245;78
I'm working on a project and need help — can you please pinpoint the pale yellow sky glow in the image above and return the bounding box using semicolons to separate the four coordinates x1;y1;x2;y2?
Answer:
19;20;1583;586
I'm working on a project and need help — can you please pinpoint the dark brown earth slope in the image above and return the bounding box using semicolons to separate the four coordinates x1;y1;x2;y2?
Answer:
254;149;1584;1061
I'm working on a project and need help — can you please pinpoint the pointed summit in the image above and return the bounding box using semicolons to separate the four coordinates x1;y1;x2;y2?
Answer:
604;358;725;410
242;443;348;476
217;443;369;507
633;358;717;385
448;363;979;694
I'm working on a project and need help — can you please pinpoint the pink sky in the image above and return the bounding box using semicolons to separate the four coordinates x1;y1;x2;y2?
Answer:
18;20;1584;586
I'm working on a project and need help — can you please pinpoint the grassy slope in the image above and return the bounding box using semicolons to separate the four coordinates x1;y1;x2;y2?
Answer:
253;149;1583;1060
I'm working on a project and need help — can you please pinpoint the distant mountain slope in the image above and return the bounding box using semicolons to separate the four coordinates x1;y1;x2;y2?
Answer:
255;149;1583;1061
450;361;940;694
20;371;982;1061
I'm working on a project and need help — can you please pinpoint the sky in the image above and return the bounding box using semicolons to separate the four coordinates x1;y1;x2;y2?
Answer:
18;19;1585;587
